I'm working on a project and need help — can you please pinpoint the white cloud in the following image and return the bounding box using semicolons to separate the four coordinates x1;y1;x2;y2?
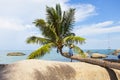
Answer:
0;0;69;22
0;17;33;31
0;0;96;23
74;21;120;36
91;21;114;28
74;4;96;22
0;0;97;50
0;0;96;31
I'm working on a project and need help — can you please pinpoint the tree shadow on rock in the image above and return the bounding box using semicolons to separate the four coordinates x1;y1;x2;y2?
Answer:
0;64;10;80
33;64;76;80
105;67;118;80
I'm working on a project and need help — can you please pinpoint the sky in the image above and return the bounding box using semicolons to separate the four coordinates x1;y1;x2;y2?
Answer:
0;0;120;50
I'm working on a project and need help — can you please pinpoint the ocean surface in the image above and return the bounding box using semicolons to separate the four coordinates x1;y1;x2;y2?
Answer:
0;49;119;64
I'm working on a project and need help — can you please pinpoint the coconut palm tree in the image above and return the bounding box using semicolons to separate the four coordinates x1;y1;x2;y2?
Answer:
26;4;85;59
26;4;120;70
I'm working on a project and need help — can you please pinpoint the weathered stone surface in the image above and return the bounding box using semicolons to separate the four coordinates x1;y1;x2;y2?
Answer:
7;52;25;56
0;60;120;80
91;53;107;58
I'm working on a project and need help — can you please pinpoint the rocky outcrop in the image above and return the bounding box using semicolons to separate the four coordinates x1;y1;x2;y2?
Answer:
91;53;107;58
7;52;25;56
116;49;120;52
0;60;120;80
112;49;120;56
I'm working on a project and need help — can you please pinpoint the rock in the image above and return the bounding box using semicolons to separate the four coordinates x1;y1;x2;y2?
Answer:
91;53;107;58
112;51;119;56
112;49;120;56
7;52;25;56
0;60;120;80
116;49;120;52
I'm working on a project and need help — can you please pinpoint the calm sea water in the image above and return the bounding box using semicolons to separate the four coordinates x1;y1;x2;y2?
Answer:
0;49;119;64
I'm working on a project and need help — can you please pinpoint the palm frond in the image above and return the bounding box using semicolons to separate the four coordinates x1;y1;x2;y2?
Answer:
27;43;54;59
46;5;62;37
42;25;59;42
56;4;62;20
26;36;51;45
61;8;75;35
73;45;86;57
33;19;59;42
46;6;58;24
63;36;85;44
33;19;46;28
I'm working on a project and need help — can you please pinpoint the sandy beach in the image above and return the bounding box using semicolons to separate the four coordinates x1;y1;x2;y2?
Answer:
0;59;120;80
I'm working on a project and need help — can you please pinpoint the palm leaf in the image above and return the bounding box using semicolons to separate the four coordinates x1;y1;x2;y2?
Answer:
46;6;58;24
26;36;51;45
63;36;85;44
33;19;59;42
73;45;86;57
46;5;61;37
56;4;62;20
33;19;46;28
27;43;54;59
42;25;59;42
61;8;75;35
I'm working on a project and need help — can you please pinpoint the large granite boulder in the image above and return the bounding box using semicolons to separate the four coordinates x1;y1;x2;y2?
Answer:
7;52;25;56
91;53;107;58
0;60;120;80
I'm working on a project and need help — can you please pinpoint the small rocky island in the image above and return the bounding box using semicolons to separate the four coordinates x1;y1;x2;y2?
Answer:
91;53;107;58
7;52;25;56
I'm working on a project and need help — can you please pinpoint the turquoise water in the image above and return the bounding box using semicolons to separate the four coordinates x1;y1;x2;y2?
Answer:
0;49;119;64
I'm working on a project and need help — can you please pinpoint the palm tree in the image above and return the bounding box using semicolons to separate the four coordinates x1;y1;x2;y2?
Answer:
26;4;85;59
26;4;120;70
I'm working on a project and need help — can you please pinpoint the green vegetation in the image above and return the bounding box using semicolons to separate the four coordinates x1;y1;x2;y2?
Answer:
26;4;85;59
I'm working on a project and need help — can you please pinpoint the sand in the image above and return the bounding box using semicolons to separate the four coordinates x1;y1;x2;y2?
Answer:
0;59;120;80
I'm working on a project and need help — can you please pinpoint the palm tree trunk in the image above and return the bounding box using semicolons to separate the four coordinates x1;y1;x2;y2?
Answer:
62;53;120;70
58;44;64;56
59;48;64;56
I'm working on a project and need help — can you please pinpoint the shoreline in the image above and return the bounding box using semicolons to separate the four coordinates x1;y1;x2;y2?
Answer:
0;49;119;64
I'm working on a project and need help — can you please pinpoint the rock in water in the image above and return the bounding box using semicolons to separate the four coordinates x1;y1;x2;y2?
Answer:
7;52;25;56
91;53;107;58
112;49;120;56
116;49;120;52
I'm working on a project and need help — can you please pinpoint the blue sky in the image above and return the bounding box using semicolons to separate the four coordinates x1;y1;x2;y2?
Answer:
0;0;120;50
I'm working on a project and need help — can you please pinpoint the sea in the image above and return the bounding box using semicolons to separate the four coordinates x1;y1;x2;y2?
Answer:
0;49;119;64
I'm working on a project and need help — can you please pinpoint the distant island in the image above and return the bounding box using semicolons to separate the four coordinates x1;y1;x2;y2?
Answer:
7;52;25;56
